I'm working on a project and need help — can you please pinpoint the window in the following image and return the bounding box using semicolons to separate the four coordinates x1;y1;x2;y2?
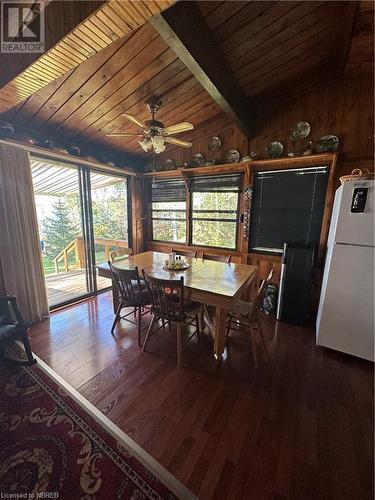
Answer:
151;179;187;243
191;174;241;249
249;166;329;253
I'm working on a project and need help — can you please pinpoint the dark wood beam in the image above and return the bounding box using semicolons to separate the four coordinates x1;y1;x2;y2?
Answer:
149;1;255;137
336;1;359;76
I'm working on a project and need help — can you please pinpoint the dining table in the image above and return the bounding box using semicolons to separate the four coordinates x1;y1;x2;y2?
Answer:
96;251;258;363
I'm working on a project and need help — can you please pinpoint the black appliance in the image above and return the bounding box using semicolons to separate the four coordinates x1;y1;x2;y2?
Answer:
276;243;315;324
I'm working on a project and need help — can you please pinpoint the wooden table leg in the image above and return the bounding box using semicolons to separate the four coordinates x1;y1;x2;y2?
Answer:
214;307;228;365
111;279;119;313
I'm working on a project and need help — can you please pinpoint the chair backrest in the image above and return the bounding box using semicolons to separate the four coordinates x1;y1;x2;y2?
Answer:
253;269;274;310
110;247;133;261
171;248;197;258
202;252;231;263
108;262;143;305
142;271;185;321
0;296;23;325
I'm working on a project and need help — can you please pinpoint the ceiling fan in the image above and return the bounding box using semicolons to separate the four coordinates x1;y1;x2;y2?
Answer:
106;97;194;154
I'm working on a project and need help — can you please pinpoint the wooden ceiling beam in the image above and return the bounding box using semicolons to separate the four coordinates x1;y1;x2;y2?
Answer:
336;1;360;76
149;1;255;138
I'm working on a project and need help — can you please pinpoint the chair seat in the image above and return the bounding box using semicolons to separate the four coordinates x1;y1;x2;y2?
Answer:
231;300;255;319
120;288;150;307
0;323;24;340
152;294;201;321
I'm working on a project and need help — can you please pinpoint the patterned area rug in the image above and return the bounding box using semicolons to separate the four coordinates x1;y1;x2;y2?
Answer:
0;353;193;499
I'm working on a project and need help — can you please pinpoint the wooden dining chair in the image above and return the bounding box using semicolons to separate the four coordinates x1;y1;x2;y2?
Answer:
108;262;150;346
142;272;202;367
226;269;274;368
171;248;197;258
110;247;133;261
202;252;231;263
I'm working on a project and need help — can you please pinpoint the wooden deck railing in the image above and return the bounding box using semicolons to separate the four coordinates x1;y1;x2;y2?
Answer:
53;236;128;273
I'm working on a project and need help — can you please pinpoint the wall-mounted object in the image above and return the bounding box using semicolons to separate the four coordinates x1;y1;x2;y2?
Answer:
291;121;311;140
208;136;222;152
242;186;252;240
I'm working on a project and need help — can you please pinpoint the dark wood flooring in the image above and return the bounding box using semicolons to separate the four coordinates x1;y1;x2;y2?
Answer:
29;292;374;500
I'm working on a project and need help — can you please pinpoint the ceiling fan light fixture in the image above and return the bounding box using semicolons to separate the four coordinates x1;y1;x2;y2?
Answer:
138;138;152;152
151;135;166;154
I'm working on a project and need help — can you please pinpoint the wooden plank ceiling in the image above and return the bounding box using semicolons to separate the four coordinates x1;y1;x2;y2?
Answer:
0;0;371;160
0;0;175;113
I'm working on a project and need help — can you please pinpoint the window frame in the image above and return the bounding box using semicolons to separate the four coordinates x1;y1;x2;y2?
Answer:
189;189;241;250
151;202;188;244
149;175;242;250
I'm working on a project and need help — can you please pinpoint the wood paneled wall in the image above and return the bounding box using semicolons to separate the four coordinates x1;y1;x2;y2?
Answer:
158;73;374;168
150;73;374;297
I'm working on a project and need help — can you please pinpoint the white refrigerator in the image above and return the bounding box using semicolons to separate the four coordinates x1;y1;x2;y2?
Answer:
316;179;374;361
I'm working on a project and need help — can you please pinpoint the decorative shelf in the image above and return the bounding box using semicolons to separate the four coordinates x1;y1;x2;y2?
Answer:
140;153;338;178
0;137;137;177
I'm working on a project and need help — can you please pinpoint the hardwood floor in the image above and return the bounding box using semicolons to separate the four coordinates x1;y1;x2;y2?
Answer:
45;269;111;306
29;292;374;500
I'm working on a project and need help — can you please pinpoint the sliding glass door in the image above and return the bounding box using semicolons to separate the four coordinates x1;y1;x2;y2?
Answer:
90;171;130;291
32;159;90;307
31;157;131;308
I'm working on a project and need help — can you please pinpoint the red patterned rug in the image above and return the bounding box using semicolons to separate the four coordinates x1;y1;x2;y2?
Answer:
0;351;194;499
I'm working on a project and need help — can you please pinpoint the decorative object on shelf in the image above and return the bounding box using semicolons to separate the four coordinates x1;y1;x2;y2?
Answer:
0;121;14;138
291;121;311;140
225;149;240;163
51;145;69;154
302;141;313;156
241;152;257;162
193;152;205;167
164;158;176;170
208;136;222;152
105;96;193;154
204;160;215;166
242;186;252;240
266;141;284;158
68;145;81;156
12;132;37;145
315;134;339;152
38;139;55;149
339;168;374;185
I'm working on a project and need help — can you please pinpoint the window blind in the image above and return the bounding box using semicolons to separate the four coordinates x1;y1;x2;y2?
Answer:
151;179;186;203
249;166;329;253
191;174;242;192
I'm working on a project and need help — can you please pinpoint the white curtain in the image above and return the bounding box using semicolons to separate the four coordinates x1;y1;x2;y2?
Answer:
0;144;49;322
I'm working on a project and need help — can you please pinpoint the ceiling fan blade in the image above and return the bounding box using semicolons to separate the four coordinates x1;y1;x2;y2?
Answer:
105;133;140;137
163;122;194;135
122;113;146;128
165;136;192;148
